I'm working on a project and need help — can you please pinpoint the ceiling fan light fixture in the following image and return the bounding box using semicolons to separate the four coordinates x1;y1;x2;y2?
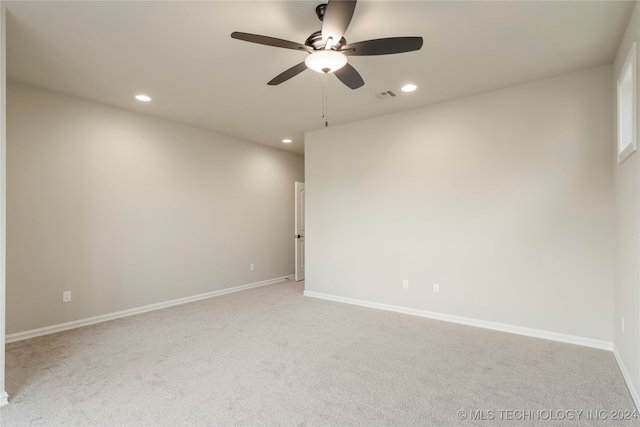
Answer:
304;50;347;74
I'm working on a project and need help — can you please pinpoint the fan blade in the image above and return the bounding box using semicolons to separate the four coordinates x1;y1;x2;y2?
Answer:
334;63;364;89
268;62;308;85
231;32;311;52
322;0;357;47
342;37;423;56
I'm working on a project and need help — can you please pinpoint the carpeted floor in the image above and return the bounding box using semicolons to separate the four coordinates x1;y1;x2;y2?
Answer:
1;280;638;426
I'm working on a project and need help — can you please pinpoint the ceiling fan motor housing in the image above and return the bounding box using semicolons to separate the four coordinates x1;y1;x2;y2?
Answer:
315;4;327;21
305;30;346;50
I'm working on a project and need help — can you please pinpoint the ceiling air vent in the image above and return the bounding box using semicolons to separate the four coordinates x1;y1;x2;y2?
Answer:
375;90;397;100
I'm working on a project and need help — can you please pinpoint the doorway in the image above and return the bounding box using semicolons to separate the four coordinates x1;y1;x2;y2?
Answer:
295;182;305;281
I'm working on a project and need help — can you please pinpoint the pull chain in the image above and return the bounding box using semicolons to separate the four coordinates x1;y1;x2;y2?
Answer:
322;72;328;127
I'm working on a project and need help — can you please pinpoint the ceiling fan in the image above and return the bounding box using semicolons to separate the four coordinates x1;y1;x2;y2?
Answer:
231;0;423;90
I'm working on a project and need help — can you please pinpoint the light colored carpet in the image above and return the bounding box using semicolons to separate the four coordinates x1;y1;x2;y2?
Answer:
1;280;637;426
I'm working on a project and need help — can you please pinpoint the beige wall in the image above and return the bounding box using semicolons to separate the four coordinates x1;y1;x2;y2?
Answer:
6;81;304;334
306;65;614;342
0;5;7;407
614;0;640;404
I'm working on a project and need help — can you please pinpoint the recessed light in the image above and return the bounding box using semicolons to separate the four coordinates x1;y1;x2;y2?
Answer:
401;84;417;93
135;94;152;102
282;139;292;144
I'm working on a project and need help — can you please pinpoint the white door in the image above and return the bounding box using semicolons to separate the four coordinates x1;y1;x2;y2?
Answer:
295;182;305;281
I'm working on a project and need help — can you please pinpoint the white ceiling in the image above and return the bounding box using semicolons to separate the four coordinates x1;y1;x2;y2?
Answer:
4;0;635;155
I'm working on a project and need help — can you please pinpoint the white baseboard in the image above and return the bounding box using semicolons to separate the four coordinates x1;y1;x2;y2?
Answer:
0;391;8;407
6;275;294;344
613;345;640;411
303;290;613;351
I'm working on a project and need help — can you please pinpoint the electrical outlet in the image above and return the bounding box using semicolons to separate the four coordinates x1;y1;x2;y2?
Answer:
250;263;255;271
622;317;625;332
433;283;440;293
62;291;71;303
402;279;408;289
